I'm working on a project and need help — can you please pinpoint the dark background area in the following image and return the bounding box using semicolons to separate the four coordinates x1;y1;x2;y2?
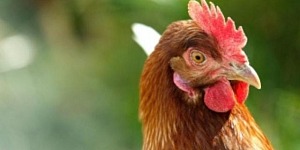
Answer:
0;0;299;149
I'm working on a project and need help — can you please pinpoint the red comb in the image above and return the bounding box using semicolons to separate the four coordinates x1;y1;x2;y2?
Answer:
188;0;247;56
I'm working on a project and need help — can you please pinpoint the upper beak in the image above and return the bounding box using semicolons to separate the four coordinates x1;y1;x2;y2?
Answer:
226;62;261;89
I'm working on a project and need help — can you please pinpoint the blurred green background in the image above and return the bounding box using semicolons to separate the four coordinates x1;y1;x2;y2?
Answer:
0;0;299;149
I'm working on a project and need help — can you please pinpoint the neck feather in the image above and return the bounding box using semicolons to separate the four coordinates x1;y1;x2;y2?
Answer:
139;49;272;150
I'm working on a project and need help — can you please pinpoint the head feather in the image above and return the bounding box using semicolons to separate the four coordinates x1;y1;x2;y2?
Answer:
188;0;247;57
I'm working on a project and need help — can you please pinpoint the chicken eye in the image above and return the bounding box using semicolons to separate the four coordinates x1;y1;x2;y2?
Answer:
190;51;206;64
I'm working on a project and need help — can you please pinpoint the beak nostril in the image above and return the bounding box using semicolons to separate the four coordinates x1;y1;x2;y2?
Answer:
229;62;239;70
229;62;245;70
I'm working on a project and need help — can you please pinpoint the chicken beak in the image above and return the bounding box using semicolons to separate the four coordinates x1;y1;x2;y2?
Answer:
227;63;261;89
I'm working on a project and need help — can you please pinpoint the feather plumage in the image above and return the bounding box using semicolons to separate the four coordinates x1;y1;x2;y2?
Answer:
136;0;273;149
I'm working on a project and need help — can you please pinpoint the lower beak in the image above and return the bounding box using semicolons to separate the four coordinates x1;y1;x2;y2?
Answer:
227;63;261;89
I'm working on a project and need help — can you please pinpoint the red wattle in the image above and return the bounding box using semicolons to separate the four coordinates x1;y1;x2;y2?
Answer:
204;79;235;112
231;81;249;103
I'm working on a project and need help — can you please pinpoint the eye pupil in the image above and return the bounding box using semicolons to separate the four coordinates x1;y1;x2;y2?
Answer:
190;50;206;65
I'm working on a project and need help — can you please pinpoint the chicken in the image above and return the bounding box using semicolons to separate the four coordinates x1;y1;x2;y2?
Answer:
138;0;273;149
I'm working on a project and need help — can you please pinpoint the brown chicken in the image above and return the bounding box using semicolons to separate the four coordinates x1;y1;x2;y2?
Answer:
139;0;273;149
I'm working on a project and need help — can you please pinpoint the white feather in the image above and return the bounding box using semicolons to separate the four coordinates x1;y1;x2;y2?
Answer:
131;23;161;56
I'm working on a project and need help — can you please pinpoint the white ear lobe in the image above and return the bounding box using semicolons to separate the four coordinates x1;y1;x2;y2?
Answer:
131;23;161;56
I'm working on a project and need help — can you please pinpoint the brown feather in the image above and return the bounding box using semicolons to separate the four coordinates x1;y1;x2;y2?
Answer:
139;20;273;150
